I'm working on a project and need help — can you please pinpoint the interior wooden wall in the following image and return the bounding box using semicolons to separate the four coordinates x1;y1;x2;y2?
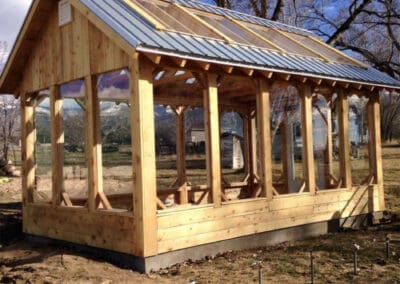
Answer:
19;3;129;95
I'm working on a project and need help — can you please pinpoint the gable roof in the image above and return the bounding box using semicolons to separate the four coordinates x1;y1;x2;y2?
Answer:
1;0;400;94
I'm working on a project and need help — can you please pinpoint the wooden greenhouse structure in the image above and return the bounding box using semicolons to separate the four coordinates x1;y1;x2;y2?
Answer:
1;0;400;272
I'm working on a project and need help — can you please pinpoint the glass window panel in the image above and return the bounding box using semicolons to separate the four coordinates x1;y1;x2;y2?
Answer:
349;95;371;185
155;105;178;205
220;111;247;200
312;94;341;190
33;94;52;203
285;32;355;65
98;69;133;211
130;0;225;40
248;24;318;58
186;107;207;187
270;86;305;194
61;80;88;206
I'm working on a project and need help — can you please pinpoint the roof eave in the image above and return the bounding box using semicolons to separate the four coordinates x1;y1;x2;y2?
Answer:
136;45;400;91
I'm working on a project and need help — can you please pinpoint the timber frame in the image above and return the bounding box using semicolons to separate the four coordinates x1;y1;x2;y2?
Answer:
1;0;399;273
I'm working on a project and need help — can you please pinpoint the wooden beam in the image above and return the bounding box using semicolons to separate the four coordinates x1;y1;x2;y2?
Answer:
300;84;316;194
143;53;162;65
85;75;103;212
324;106;333;188
130;54;158;257
21;94;35;207
275;30;331;62
221;66;234;74
337;89;352;189
154;72;193;86
172;3;234;43
240;68;254;77
171;58;187;68
311;78;323;86
256;78;273;200
123;0;166;30
175;106;188;204
365;85;375;92
259;71;274;79
367;94;384;210
203;73;222;206
243;114;251;191
196;61;211;71
50;86;64;207
278;73;291;81
338;82;350;89
307;35;368;68
228;18;286;53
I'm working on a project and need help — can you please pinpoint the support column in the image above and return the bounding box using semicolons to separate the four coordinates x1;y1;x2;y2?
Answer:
300;85;316;194
203;73;222;207
367;94;384;210
130;54;158;257
337;89;352;189
175;106;188;204
21;94;35;206
243;113;251;178
50;85;64;206
85;76;104;211
256;78;273;200
249;112;258;194
324;108;333;187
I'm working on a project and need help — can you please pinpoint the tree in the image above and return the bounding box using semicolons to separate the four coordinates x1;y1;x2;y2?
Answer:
210;0;400;140
0;95;19;162
0;42;20;163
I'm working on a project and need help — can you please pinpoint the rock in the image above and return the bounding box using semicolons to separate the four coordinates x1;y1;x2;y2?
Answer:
10;170;21;177
4;164;16;174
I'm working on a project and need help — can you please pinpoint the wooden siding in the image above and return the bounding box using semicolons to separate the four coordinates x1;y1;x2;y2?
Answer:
157;185;379;253
19;4;129;94
25;204;135;254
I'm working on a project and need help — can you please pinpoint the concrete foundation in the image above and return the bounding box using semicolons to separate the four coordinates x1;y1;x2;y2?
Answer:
27;213;370;273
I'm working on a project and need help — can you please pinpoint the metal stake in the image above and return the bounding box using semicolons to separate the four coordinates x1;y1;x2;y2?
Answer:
386;238;390;260
353;244;360;275
252;260;263;284
310;250;315;284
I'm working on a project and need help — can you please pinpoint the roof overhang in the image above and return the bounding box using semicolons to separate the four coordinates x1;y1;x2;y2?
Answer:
136;46;400;92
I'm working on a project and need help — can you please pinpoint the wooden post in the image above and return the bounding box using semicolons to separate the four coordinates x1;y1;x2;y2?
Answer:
337;89;352;189
203;73;222;206
324;108;333;187
251;113;258;179
244;112;255;194
256;78;273;200
300;85;316;194
50;85;64;206
367;94;384;210
21;93;35;211
21;94;35;206
280;122;289;192
85;75;103;211
243;113;251;178
130;54;158;257
175;106;188;204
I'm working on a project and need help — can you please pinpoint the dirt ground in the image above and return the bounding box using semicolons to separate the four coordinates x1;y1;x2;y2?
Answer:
1;144;400;283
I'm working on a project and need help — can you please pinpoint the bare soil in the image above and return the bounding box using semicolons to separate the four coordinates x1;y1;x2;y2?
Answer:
1;144;400;283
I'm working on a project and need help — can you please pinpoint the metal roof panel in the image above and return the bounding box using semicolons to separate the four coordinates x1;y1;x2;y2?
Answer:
78;0;400;89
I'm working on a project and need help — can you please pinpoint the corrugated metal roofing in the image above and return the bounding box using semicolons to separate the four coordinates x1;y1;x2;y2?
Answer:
80;0;400;89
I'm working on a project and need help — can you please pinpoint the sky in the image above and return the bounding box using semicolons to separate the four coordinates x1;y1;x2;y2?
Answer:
0;0;32;47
